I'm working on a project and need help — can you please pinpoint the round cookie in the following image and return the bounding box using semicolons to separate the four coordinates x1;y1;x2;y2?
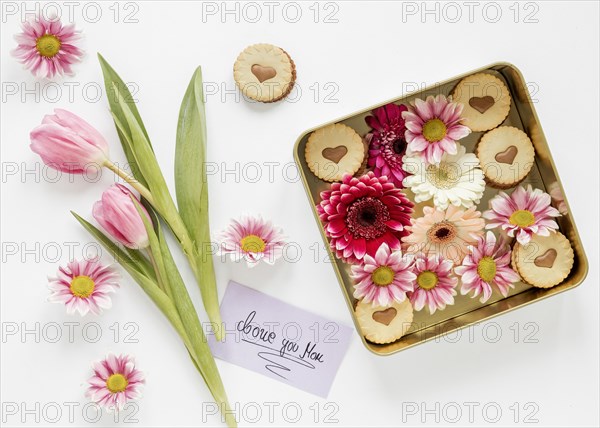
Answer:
513;231;574;288
305;123;365;182
476;126;535;188
233;44;296;103
355;299;413;344
452;73;511;132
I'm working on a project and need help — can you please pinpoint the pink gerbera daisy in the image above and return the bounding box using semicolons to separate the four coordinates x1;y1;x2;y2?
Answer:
317;172;414;264
365;103;410;188
408;254;458;314
48;259;119;316
455;231;520;303
216;215;286;267
86;354;144;411
402;95;471;165
402;205;485;265
12;15;83;79
351;243;416;307
483;185;560;245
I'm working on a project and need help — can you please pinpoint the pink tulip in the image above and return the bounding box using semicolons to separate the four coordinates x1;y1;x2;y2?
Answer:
93;184;152;249
30;109;110;174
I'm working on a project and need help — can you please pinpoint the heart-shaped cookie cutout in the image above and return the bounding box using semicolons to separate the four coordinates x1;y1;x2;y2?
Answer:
495;145;518;164
469;96;495;114
372;307;397;326
534;249;557;268
251;64;277;83
322;146;348;163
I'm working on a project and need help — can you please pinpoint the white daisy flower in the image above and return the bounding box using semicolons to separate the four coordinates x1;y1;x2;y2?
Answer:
402;144;485;209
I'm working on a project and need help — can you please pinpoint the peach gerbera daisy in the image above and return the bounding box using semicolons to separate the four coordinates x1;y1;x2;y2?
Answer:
402;205;485;265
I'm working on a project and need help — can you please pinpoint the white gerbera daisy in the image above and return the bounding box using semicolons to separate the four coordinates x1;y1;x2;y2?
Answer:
402;144;485;209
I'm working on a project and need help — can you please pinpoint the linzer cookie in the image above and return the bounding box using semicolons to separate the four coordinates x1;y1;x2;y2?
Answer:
233;44;296;103
355;299;414;344
452;73;511;131
305;123;364;182
477;126;535;188
512;231;574;289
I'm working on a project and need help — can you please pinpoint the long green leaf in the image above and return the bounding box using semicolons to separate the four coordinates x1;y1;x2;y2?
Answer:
175;66;207;243
174;68;221;340
156;226;235;427
98;53;152;186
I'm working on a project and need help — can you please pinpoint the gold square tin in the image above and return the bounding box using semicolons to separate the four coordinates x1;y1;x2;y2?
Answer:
293;62;588;355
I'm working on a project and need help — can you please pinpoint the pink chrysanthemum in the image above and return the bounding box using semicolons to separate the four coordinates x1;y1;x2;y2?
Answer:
317;172;414;264
402;205;485;265
86;354;144;411
408;254;458;314
12;15;83;79
351;243;416;307
483;185;560;245
455;231;520;303
216;215;286;267
366;103;410;188
48;259;119;316
402;95;471;165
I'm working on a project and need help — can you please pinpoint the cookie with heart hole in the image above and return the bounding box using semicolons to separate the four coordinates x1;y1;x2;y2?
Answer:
512;231;574;288
355;299;413;344
452;73;511;132
305;123;365;182
233;43;296;103
476;126;535;188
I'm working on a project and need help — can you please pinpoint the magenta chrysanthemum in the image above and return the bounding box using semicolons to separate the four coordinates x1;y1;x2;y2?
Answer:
317;172;414;264
48;259;119;316
216;215;286;267
366;103;410;188
455;231;520;303
483;185;560;245
408;254;458;314
86;354;144;411
351;243;416;307
402;95;471;165
12;15;83;79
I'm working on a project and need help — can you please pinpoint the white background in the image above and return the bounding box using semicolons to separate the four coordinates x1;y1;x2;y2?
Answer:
1;1;599;427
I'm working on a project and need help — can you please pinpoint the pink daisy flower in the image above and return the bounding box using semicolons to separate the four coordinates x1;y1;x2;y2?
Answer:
216;215;286;267
455;231;520;303
483;184;560;245
317;172;414;264
351;243;416;307
48;259;119;316
12;15;83;79
86;354;144;411
408;253;458;314
365;103;410;188
402;95;471;165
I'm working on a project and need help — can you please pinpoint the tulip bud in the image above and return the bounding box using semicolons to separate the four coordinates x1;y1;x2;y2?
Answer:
93;184;152;249
30;109;110;174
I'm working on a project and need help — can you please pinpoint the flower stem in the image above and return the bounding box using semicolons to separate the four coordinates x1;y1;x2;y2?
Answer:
103;160;155;205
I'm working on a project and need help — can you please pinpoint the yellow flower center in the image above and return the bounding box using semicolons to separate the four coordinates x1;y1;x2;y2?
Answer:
477;256;497;283
36;34;61;58
240;234;266;253
417;270;439;290
426;163;458;189
371;266;395;287
509;209;535;227
422;118;447;143
106;374;128;393
70;276;95;298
